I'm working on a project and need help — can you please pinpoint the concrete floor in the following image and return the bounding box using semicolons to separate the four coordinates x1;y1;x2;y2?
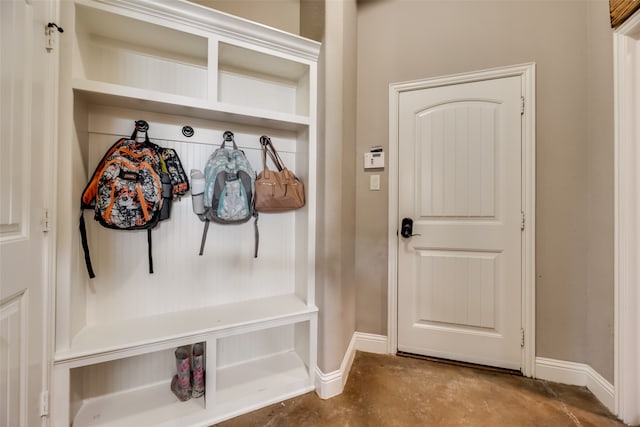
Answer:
218;351;628;427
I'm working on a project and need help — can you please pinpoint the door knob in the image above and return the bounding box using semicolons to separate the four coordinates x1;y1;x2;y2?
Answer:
401;217;417;238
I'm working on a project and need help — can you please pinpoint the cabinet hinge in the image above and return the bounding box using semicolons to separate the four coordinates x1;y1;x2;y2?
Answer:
40;390;49;417
520;211;525;231
41;208;51;233
521;96;525;115
520;329;525;347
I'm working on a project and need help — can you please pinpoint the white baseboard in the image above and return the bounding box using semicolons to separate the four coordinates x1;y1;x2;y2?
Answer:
315;332;388;399
315;341;615;414
535;357;614;413
316;345;615;413
354;332;389;354
314;367;344;400
315;333;357;399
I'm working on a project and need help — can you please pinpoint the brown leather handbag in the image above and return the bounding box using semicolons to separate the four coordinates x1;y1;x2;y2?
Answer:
255;136;305;212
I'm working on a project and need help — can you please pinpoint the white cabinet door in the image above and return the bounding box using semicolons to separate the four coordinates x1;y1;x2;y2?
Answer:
397;75;523;370
1;0;55;424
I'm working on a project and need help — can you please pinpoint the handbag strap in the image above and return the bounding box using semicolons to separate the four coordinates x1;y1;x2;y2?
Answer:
260;135;285;172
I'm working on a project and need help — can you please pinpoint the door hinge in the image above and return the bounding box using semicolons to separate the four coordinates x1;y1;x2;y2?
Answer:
41;208;51;233
521;96;525;115
45;23;64;51
520;211;525;231
45;26;56;50
40;390;49;417
520;329;525;347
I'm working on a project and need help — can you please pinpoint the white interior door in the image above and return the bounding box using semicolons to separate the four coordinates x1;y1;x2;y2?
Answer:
397;75;523;370
1;0;55;424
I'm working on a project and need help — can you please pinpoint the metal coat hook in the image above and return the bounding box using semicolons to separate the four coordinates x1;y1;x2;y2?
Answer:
223;130;234;141
130;120;150;143
135;120;149;132
182;126;194;137
259;135;271;146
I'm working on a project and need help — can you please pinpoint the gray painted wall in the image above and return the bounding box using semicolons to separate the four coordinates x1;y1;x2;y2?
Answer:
585;0;614;382
306;0;358;372
188;0;616;382
355;0;614;381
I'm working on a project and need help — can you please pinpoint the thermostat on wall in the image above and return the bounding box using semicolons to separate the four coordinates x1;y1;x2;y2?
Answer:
364;149;384;169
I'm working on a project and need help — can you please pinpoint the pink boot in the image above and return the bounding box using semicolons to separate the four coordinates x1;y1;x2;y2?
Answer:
191;342;205;398
171;346;192;401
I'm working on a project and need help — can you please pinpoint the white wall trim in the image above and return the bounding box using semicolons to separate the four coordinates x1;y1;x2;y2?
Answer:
321;333;616;416
315;333;357;399
613;8;640;425
536;357;615;414
354;332;389;355
315;332;388;399
314;367;344;400
388;63;536;376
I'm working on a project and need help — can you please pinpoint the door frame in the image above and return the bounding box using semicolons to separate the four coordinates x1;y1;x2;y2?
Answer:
613;9;640;425
387;63;536;377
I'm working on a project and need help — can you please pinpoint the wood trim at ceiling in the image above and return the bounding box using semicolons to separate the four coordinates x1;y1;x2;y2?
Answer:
610;0;640;27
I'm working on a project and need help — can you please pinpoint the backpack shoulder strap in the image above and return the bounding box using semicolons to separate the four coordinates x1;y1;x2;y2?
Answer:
253;213;259;258
199;220;210;256
80;138;127;209
79;137;128;279
198;215;259;258
147;229;154;274
79;212;96;279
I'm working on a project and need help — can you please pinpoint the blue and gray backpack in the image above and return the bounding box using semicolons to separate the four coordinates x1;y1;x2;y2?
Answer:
195;131;258;256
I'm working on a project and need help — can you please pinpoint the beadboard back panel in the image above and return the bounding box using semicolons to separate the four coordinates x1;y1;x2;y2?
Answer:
82;109;301;325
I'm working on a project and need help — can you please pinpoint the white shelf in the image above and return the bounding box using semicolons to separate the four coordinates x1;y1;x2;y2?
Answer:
214;351;313;415
73;79;311;131
71;351;313;427
72;380;205;427
55;294;316;365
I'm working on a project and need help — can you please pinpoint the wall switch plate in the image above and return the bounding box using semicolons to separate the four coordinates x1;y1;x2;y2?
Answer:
370;174;381;191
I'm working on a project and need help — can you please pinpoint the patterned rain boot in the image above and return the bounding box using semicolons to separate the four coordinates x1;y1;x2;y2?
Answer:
191;342;205;398
171;345;192;401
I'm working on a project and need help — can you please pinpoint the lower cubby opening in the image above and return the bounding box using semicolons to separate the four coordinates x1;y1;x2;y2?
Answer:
69;345;207;427
62;317;316;426
213;320;314;416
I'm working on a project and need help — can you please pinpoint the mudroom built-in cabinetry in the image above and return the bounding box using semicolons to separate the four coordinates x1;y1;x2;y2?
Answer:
52;1;319;425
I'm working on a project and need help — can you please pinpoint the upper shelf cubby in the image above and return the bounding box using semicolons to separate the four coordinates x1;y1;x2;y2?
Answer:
217;42;311;117
68;0;320;129
73;4;209;99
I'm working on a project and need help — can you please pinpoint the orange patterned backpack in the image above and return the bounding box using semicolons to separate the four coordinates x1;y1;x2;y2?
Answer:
79;121;175;278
